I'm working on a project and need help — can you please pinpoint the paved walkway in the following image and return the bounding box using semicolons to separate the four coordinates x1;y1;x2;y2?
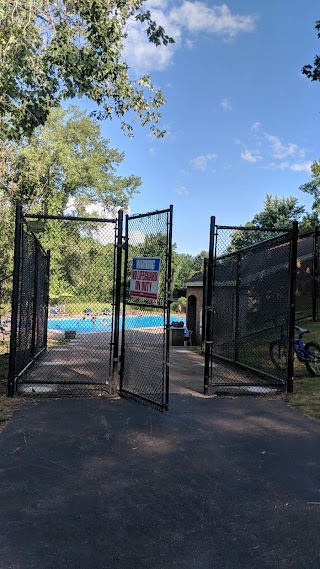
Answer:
0;349;319;569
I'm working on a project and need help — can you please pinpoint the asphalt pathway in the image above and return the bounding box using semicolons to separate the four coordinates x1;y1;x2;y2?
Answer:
0;350;319;569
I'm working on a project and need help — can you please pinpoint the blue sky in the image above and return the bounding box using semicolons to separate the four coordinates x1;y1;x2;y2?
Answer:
77;1;320;255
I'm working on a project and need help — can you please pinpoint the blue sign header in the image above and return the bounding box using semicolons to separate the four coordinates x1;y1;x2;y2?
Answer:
132;257;161;271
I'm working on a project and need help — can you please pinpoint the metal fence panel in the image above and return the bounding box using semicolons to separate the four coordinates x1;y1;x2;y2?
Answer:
205;224;296;395
296;232;315;321
120;207;173;411
9;209;118;397
9;223;49;395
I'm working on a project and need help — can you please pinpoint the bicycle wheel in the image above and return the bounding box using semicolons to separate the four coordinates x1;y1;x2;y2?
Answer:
269;340;287;371
304;342;320;376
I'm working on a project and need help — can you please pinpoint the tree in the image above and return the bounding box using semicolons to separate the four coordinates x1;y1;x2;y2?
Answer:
302;21;320;82
0;196;14;280
0;0;174;141
0;105;141;213
299;160;320;225
228;194;306;251
0;105;142;299
172;252;203;298
192;250;209;274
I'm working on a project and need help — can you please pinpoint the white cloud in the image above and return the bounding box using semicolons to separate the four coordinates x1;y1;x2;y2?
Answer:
125;9;181;73
269;161;312;173
175;185;190;196
298;148;306;159
185;38;194;49
191;153;217;171
124;2;256;73
220;98;232;111
289;161;311;172
239;126;310;172
145;0;168;8
170;2;255;38
251;121;261;132
264;133;299;160
240;149;262;163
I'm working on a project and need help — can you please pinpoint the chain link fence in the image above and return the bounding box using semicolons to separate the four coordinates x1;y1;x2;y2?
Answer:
13;230;49;388
120;208;172;411
0;273;13;394
204;224;296;395
296;229;319;322
9;209;118;397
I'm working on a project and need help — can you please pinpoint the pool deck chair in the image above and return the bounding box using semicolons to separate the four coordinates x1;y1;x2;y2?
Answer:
184;330;193;346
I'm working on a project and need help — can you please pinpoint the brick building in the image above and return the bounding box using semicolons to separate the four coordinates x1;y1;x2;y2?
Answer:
185;272;204;346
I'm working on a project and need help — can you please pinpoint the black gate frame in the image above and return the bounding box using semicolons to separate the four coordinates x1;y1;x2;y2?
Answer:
119;206;173;411
8;205;120;397
8;204;173;410
8;205;50;396
204;218;298;395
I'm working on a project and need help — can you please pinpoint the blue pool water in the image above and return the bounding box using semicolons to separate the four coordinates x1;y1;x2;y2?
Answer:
48;315;185;333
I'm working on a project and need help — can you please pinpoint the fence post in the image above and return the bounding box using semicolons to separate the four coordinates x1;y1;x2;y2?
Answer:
202;257;208;350
30;240;39;357
312;226;318;322
204;216;215;395
287;220;298;393
43;250;50;350
8;204;23;397
164;205;173;409
119;214;129;393
111;209;123;396
234;250;241;363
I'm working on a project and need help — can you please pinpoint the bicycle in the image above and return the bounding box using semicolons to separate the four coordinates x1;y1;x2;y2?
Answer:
269;318;320;376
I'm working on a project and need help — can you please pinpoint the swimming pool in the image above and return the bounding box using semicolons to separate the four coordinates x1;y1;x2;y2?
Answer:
48;315;185;333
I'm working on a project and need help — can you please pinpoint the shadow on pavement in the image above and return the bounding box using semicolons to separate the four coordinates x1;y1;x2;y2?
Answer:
0;383;319;569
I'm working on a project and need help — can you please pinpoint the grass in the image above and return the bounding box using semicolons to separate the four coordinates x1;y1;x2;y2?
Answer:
235;317;320;422
284;318;320;421
184;345;203;355
47;338;67;349
199;318;320;421
0;412;9;423
286;375;320;421
0;394;24;433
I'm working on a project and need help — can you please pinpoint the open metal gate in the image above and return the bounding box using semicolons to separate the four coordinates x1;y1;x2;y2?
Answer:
8;205;118;397
204;218;298;395
119;207;173;411
8;204;173;410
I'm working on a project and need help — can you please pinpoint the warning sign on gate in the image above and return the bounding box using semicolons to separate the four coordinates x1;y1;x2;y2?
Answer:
129;257;161;300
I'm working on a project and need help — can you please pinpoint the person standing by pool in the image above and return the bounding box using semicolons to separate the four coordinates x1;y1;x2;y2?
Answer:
91;314;97;326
